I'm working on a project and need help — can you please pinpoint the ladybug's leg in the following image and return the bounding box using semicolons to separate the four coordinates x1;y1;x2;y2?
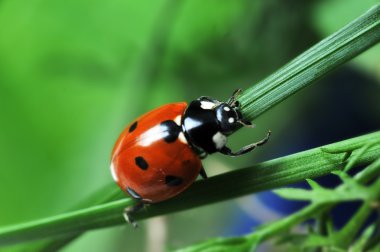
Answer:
199;166;208;180
123;201;144;228
238;118;255;128
219;130;271;157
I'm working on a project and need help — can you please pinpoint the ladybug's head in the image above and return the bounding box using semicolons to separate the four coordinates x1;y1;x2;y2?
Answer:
214;103;243;135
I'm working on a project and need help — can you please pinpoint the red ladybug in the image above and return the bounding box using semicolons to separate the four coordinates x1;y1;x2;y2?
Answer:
110;89;270;226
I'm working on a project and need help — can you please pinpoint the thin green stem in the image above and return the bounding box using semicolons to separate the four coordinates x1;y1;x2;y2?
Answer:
238;4;380;121
356;157;380;184
344;141;380;172
0;131;379;246
27;184;125;252
247;150;380;250
248;203;328;242
0;199;134;245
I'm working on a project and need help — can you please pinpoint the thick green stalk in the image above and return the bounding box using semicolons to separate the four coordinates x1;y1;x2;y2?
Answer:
238;4;380;120
0;131;379;246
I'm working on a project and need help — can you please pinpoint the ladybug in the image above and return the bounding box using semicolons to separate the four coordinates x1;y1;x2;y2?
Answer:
110;89;271;227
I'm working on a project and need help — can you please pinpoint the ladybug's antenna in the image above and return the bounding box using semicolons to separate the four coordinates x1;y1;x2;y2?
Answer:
227;88;242;107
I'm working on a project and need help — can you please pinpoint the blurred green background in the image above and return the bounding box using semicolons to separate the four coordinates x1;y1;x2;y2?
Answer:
0;0;379;251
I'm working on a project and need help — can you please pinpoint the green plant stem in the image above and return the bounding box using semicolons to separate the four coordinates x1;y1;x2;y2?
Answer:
27;184;125;252
328;174;380;249
0;131;379;246
238;4;380;121
355;156;380;184
248;203;329;244
0;199;134;246
247;145;380;250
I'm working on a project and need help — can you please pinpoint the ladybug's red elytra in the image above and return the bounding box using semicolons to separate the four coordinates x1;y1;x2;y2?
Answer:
110;89;271;227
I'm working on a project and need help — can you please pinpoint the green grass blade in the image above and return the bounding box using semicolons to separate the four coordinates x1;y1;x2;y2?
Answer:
0;131;379;246
0;199;134;246
26;184;125;251
238;4;380;121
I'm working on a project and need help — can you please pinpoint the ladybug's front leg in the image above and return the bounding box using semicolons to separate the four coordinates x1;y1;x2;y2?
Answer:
123;201;145;228
219;130;271;157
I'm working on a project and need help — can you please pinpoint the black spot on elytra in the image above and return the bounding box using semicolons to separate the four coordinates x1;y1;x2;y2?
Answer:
129;121;138;132
135;156;148;170
126;187;142;200
165;175;183;186
160;120;181;143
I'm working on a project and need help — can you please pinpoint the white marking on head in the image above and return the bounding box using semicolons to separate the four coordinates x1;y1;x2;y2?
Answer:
110;162;118;182
200;101;216;110
174;115;182;126
178;132;188;144
228;117;235;123
212;132;227;150
224;106;231;111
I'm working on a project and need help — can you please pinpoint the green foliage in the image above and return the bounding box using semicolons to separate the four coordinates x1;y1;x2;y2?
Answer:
0;131;379;250
175;237;253;252
178;142;380;251
0;1;379;251
238;2;380;121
